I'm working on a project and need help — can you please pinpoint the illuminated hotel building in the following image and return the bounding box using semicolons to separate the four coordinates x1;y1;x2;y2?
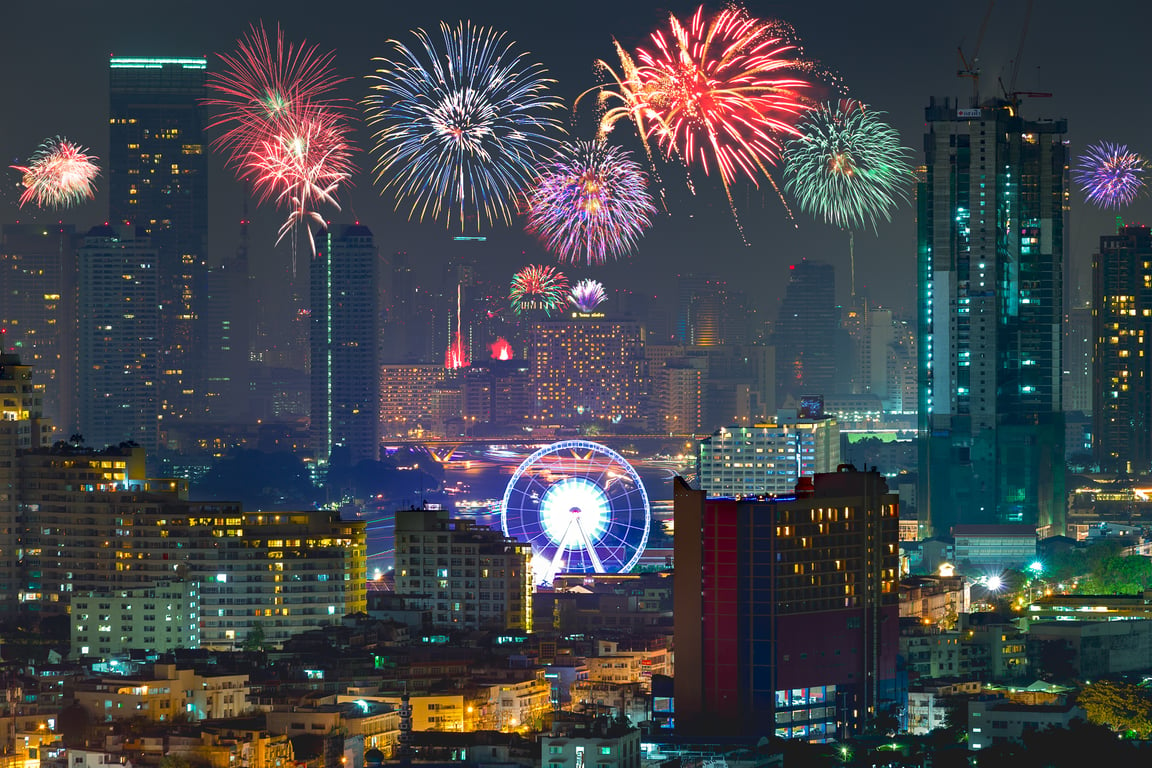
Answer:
1092;225;1152;473
109;56;208;426
310;225;380;464
918;98;1067;536
76;226;160;450
697;411;840;496
526;314;644;425
380;364;448;435
394;508;532;632
674;468;899;739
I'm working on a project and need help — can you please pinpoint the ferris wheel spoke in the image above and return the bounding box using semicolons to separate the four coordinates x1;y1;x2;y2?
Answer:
575;518;606;573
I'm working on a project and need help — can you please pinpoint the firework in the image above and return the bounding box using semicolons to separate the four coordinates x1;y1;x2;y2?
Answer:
489;337;514;360
207;24;354;264
570;279;607;312
509;265;569;315
1073;142;1148;209
10;137;100;209
365;21;564;231
782;101;912;231
205;23;348;167
243;111;354;245
526;140;656;265
444;333;470;369
594;6;813;202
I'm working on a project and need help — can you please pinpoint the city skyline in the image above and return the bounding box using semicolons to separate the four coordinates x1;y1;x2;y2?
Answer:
2;1;1147;321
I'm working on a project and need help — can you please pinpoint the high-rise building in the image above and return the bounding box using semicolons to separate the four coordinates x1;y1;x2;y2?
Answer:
109;56;209;427
697;410;840;496
1092;224;1152;473
310;225;380;464
526;315;645;426
673;468;900;738
917;98;1067;536
197;214;254;424
380;364;449;435
77;226;160;450
0;354;53;608
394;508;532;632
774;260;839;407
0;224;77;429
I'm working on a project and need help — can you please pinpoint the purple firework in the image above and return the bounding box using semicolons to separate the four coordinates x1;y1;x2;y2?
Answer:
570;279;607;312
1073;141;1148;209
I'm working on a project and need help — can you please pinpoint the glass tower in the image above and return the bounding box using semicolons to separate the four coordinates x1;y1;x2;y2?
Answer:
917;98;1067;537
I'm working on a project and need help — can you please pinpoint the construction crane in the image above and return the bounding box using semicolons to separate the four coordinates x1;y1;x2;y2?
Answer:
999;0;1053;108
957;0;996;106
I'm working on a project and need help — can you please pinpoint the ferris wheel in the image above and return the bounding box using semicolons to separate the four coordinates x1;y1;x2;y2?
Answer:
501;440;651;584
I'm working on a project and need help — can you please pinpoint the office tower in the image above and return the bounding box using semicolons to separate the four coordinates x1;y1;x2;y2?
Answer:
77;226;160;450
651;359;704;433
310;225;380;464
0;354;53;608
674;468;899;738
526;316;645;425
697;410;840;496
109;56;209;427
918;98;1067;535
198;216;254;424
774;260;839;407
1093;224;1152;473
0;224;77;428
460;360;533;433
394;507;532;631
1064;303;1092;415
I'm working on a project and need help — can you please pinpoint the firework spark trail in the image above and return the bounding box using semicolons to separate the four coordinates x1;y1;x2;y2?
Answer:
510;265;570;316
11;137;100;209
783;100;913;231
527;140;656;265
1073;141;1148;209
569;279;607;312
365;21;564;231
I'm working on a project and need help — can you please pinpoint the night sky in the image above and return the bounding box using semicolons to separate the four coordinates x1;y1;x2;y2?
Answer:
2;0;1148;324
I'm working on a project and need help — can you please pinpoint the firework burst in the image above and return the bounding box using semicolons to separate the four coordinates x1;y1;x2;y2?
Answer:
783;101;912;231
570;279;607;312
205;23;348;167
243;112;355;244
589;5;815;226
526;140;656;265
207;24;354;267
365;21;564;231
510;265;569;315
10;137;100;209
489;337;514;360
1073;142;1148;209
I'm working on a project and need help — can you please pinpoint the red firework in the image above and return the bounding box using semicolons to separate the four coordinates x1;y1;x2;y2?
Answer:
489;338;514;361
205;23;348;166
617;5;813;189
242;110;355;243
445;333;470;370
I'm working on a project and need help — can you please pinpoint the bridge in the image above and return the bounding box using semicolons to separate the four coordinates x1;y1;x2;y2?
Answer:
383;435;707;463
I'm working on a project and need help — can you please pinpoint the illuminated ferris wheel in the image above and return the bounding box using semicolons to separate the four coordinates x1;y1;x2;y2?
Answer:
501;440;651;584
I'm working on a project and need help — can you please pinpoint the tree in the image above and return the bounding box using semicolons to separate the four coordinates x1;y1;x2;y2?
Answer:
243;622;266;652
1077;680;1152;738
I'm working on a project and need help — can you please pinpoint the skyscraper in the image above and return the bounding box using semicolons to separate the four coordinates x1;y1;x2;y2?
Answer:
673;468;899;738
918;98;1067;536
310;225;380;464
109;56;209;426
0;223;77;428
76;226;160;450
1092;224;1152;473
774;260;839;408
